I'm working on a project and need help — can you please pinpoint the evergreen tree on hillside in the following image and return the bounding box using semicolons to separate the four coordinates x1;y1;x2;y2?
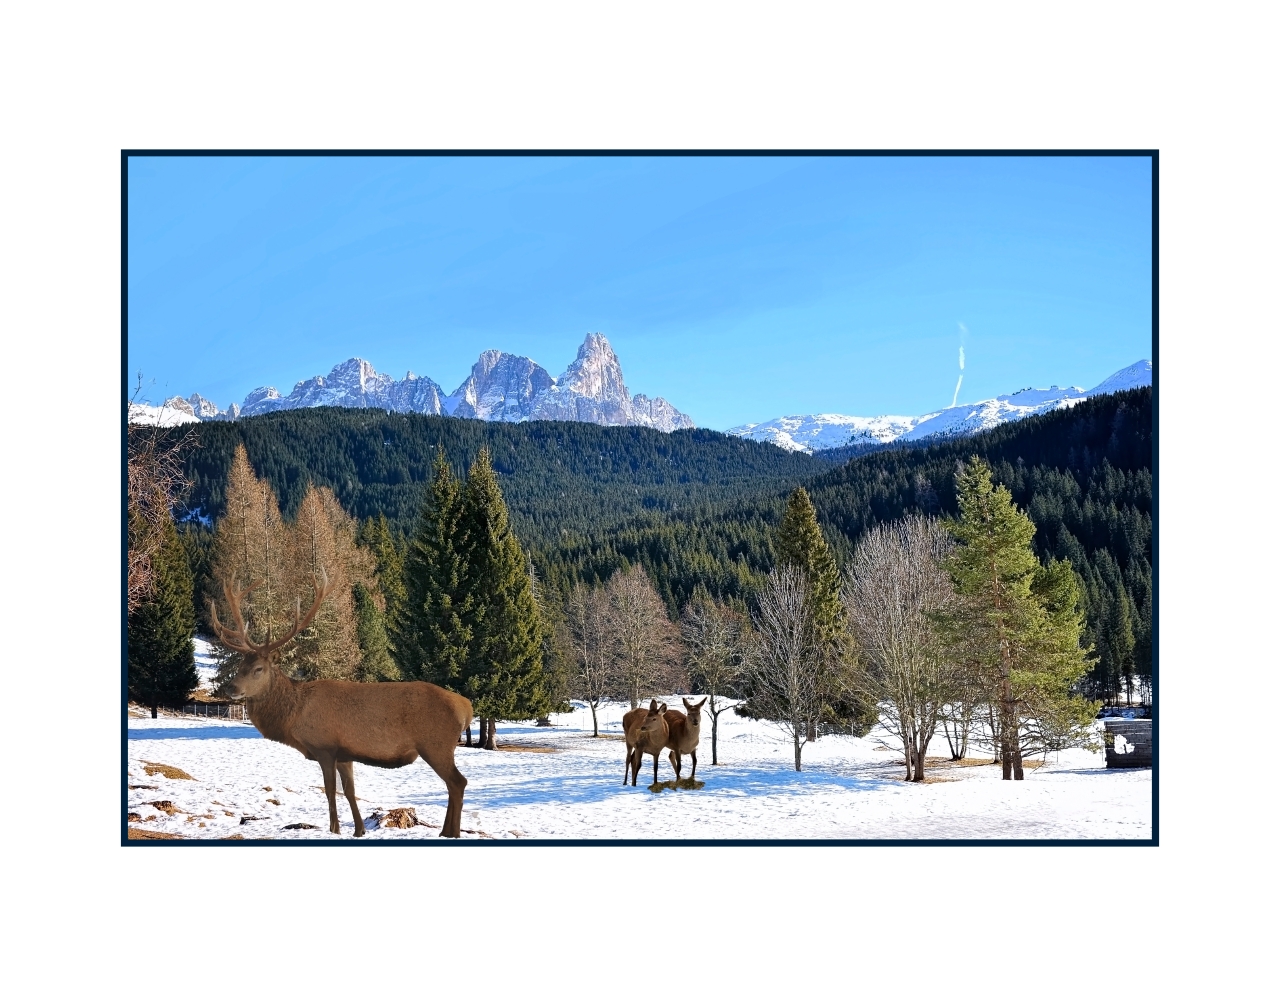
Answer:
128;517;198;717
458;448;551;747
358;514;407;634
940;457;1097;779
765;487;871;737
353;582;399;681
394;449;474;688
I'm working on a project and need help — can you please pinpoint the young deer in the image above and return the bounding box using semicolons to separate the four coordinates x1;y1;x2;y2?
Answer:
210;570;473;838
622;699;669;787
662;696;707;782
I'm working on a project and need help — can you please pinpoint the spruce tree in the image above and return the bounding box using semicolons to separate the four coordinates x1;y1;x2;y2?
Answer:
353;582;399;681
769;487;869;737
358;514;407;634
458;447;551;747
128;517;198;717
394;448;475;688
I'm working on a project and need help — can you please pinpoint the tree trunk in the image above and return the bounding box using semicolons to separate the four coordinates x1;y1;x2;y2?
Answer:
806;718;816;742
483;717;496;750
912;732;926;782
590;702;599;737
1012;744;1024;780
711;712;719;765
465;724;472;747
150;693;158;720
793;732;803;772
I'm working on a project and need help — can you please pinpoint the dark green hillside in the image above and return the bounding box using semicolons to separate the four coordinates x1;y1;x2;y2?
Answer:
167;389;1152;703
538;388;1153;701
172;409;819;544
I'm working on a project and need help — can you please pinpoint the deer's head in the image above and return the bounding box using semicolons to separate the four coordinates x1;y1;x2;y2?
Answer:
638;699;668;742
682;696;707;730
208;568;333;700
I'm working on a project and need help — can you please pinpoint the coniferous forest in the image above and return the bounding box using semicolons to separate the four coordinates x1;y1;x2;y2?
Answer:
166;386;1152;705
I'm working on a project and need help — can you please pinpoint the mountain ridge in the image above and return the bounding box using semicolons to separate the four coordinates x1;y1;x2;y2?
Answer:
129;333;694;433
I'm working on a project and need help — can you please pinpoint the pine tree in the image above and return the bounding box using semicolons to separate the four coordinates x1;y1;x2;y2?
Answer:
128;517;198;717
941;457;1096;779
458;448;551;747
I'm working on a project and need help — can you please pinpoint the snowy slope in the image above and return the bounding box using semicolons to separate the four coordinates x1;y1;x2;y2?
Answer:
727;359;1151;453
127;402;201;427
126;698;1151;841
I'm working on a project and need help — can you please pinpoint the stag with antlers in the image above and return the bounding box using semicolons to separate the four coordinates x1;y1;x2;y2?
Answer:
209;569;473;838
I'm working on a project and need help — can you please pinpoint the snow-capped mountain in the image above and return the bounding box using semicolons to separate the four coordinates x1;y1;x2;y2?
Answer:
727;359;1151;453
133;334;694;433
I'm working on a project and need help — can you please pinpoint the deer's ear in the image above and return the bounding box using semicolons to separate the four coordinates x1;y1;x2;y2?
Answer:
658;703;667;713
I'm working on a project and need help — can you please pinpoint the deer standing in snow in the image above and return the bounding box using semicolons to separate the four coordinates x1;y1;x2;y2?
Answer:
210;570;473;838
662;696;707;782
622;699;670;786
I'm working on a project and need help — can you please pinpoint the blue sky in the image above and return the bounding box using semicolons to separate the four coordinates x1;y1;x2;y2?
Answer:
127;155;1152;431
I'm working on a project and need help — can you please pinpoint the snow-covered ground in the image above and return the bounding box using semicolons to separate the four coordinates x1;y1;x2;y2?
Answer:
126;698;1151;841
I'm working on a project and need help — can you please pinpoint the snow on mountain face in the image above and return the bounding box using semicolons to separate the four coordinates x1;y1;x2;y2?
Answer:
136;334;693;432
727;360;1151;453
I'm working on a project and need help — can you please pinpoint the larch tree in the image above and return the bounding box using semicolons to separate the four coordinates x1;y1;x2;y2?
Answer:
681;591;751;765
208;445;291;687
939;457;1097;780
607;564;680;710
285;484;370;681
128;516;198;716
844;516;958;781
457;447;551;748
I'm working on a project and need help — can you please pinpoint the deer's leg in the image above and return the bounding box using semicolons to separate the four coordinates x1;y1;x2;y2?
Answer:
317;754;341;834
668;749;681;781
652;751;661;786
690;750;697;781
337;761;364;838
424;752;467;839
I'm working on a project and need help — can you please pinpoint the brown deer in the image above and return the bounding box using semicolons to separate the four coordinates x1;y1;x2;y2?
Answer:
662;696;707;782
210;570;473;838
622;699;669;787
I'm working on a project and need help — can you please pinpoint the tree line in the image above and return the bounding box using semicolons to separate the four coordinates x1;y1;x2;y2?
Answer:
131;386;1151;731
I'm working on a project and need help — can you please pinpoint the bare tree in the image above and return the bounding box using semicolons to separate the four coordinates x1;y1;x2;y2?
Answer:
843;516;957;782
747;566;824;772
607;565;680;709
565;582;615;735
126;379;194;614
682;594;751;765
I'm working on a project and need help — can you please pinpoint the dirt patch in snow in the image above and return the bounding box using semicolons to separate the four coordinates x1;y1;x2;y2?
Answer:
143;761;194;780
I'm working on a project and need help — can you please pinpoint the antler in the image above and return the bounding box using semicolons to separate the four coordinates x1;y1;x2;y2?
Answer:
207;575;265;655
207;565;333;657
258;564;334;655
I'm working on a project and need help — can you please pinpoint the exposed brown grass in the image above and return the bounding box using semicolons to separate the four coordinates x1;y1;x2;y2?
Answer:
648;778;706;792
149;800;183;815
494;744;558;754
142;761;194;780
128;828;183;840
949;757;1044;769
